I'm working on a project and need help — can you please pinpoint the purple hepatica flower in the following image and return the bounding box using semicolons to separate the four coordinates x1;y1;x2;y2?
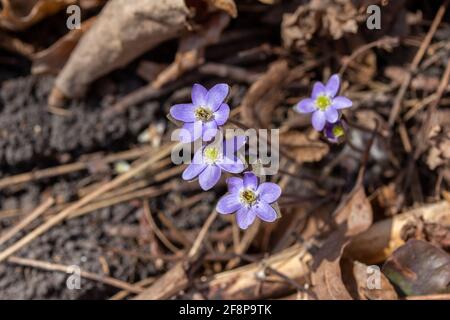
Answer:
170;83;230;143
182;136;246;191
324;120;346;144
216;172;281;230
295;74;352;131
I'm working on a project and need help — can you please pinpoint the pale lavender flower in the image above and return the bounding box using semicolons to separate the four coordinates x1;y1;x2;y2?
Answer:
216;172;281;230
182;136;246;191
170;83;230;143
295;74;352;131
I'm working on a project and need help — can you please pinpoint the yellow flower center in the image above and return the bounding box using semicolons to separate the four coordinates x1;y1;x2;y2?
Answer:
204;146;220;164
332;125;345;138
316;95;332;111
240;189;257;206
195;106;214;122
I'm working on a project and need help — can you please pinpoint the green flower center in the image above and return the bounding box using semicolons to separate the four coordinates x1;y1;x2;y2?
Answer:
195;106;214;122
240;189;257;206
316;95;332;111
204;146;220;163
332;125;345;138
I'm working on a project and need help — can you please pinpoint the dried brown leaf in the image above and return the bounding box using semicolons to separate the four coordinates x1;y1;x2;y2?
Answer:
240;60;289;128
282;0;361;51
205;0;237;18
382;240;450;296
280;130;329;163
426;125;450;170
312;185;373;300
32;17;96;75
50;0;190;104
350;261;398;300
0;0;75;31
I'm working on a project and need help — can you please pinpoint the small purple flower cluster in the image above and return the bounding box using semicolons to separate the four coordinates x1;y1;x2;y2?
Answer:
295;74;352;143
170;84;282;229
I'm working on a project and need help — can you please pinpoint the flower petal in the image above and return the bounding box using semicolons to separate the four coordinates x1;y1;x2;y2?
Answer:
191;147;204;165
223;135;246;158
170;103;196;122
199;165;221;191
226;176;243;193
257;182;281;203
325;74;340;97
214;103;230;126
332;96;353;109
243;172;258;189
182;163;207;180
251;201;277;223
295;98;316;113
191;83;207;106
202;121;218;141
236;207;256;230
179;121;202;143
325;107;339;123
206;83;229;111
216;193;242;214
219;157;245;174
311;110;326;131
312;82;326;99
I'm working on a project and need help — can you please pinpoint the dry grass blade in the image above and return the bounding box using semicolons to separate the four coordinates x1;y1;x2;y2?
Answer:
0;142;177;264
7;256;144;293
0;197;54;247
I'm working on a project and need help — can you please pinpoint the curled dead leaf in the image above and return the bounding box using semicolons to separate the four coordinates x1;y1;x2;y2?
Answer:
0;0;76;31
280;130;329;163
382;240;450;296
32;17;96;75
240;60;289;128
426;124;450;170
205;0;237;18
282;0;361;50
312;184;373;300
349;261;398;300
50;0;190;104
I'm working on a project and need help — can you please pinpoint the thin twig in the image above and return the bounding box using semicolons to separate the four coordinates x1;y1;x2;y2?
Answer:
0;198;54;247
0;143;177;264
143;200;181;254
388;0;448;127
7;256;144;294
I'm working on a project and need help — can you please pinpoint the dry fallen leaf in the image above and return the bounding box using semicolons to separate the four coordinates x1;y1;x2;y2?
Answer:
281;0;360;51
49;0;190;104
426;125;450;170
0;0;75;31
311;185;373;300
240;60;289;128
382;240;450;296
205;0;237;18
32;17;96;75
280;130;329;163
349;260;398;300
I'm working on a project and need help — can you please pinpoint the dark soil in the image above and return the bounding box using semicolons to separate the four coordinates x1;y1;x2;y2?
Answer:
0;60;192;299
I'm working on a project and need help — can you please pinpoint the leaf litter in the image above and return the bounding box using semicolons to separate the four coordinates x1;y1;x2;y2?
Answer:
0;0;449;300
